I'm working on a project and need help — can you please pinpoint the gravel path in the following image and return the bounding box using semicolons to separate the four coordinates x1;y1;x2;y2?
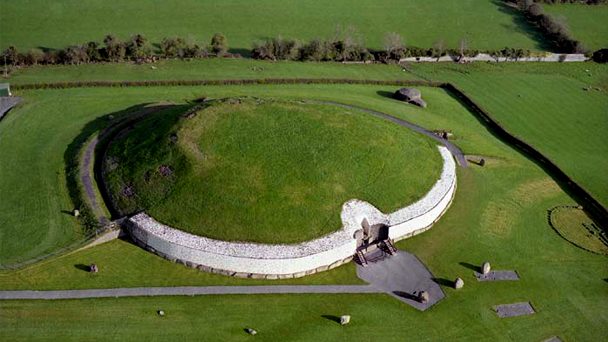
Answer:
314;101;468;167
80;134;108;225
0;96;21;121
0;285;381;300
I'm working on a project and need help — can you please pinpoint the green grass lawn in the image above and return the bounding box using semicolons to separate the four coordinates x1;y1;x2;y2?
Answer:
4;59;416;85
411;62;608;208
543;4;608;51
105;99;441;243
1;83;606;340
0;0;544;52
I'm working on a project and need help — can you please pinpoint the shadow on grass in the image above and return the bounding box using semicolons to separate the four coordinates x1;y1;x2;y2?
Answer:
321;315;342;324
376;90;397;100
432;277;454;287
489;0;555;52
63;102;192;234
74;264;90;272
459;262;480;273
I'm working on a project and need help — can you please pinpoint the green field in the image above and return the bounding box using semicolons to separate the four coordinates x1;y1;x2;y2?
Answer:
3;59;417;85
1;82;606;340
105;99;440;242
0;0;544;52
411;62;608;208
543;4;608;51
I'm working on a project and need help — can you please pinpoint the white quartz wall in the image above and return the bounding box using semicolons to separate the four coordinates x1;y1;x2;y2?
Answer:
126;145;457;277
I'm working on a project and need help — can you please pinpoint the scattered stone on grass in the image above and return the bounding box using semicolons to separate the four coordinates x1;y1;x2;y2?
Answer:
494;302;535;318
89;264;98;273
245;328;257;335
481;261;491;275
454;277;464;289
476;270;519;281
340;315;351;325
157;310;165;317
158;165;173;177
73;209;80;217
122;185;135;197
394;88;427;108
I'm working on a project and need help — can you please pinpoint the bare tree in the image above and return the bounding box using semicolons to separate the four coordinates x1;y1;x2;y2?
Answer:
384;32;404;53
433;39;446;60
459;37;469;57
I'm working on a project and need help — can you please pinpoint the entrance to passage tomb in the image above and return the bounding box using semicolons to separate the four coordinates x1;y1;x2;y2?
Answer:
354;219;396;266
359;218;389;246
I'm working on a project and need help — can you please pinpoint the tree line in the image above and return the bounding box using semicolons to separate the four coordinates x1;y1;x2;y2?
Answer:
1;33;230;66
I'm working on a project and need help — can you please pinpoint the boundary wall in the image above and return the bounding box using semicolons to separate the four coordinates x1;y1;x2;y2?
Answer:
125;146;456;279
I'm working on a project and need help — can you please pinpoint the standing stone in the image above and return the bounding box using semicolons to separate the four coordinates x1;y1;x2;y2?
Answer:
340;315;351;326
454;277;464;289
73;209;80;217
157;310;165;317
419;291;429;303
89;264;98;273
245;328;257;335
482;262;491;275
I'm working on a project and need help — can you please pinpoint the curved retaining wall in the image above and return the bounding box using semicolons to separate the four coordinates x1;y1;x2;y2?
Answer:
126;146;457;279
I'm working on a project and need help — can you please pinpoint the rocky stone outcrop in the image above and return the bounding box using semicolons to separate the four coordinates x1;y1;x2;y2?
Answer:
394;88;427;108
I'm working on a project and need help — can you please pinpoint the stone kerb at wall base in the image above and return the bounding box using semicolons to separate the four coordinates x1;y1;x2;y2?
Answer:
125;146;457;278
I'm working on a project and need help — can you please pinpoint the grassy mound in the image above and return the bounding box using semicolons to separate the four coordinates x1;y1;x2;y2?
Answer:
104;98;442;243
550;206;608;255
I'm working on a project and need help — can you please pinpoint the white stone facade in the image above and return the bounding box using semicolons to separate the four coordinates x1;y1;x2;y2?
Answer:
126;146;457;278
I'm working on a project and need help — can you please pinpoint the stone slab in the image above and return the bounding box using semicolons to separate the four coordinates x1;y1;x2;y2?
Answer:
494;302;535;318
476;270;519;281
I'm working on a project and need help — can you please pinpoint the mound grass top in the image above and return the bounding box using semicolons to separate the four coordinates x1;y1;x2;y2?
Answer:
105;98;441;243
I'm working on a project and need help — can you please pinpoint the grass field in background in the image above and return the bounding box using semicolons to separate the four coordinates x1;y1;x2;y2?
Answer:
1;84;606;340
0;0;543;52
411;62;608;208
542;4;608;51
4;59;414;85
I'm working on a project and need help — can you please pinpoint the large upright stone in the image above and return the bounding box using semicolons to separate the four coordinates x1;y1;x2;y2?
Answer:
340;315;351;325
482;262;491;275
454;277;464;289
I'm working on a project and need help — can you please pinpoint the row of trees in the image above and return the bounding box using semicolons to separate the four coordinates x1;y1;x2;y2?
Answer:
250;32;534;62
1;33;229;66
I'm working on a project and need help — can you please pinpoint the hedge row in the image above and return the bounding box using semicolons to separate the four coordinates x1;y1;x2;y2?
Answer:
12;78;443;90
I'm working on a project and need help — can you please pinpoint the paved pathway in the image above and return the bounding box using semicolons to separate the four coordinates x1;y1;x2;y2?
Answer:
0;285;381;300
357;250;445;311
